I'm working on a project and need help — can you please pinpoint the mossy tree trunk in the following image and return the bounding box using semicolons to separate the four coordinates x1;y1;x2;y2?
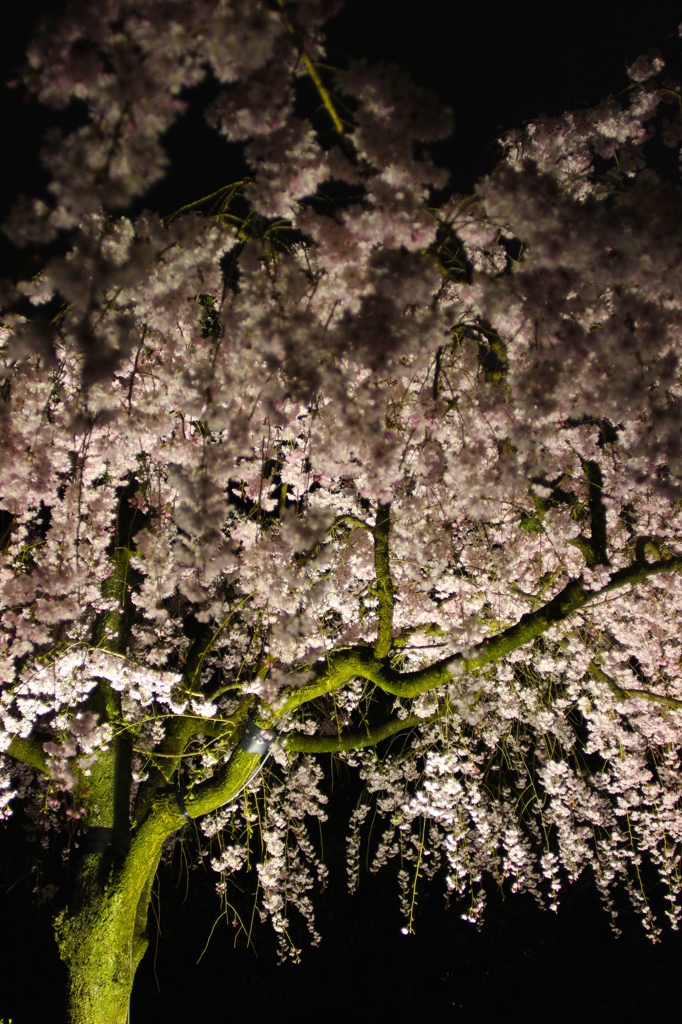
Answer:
55;852;159;1024
54;744;261;1024
53;673;169;1024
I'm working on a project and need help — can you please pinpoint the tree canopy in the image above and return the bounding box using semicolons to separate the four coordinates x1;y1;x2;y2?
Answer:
2;2;682;1021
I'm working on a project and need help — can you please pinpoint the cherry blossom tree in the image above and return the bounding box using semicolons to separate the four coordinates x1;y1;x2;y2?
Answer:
2;2;682;1021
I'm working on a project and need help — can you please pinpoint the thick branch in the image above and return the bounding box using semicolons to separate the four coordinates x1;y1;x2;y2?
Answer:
584;459;608;566
159;745;263;824
588;661;682;709
278;645;450;711
334;513;371;531
279;577;589;706
6;734;49;776
570;459;609;567
132;706;247;828
284;712;438;753
83;547;136;831
279;555;682;706
442;555;682;682
596;554;682;594
61;739;268;1013
373;502;394;659
82;680;131;834
91;547;135;654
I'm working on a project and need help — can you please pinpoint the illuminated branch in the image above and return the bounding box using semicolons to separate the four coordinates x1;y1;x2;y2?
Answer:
274;0;346;136
445;556;682;682
91;547;135;654
6;734;49;776
132;705;249;828
333;514;371;532
86;546;137;835
284;711;438;753
591;554;682;597
588;661;682;710
280;555;682;707
162;746;263;822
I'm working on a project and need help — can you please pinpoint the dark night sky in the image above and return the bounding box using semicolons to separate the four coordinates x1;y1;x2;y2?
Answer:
4;1;682;227
3;2;682;1021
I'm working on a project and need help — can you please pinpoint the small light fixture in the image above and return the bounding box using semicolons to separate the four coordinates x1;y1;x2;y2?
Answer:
239;718;277;755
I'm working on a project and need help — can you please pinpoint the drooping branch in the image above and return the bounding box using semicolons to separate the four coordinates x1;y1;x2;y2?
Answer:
131;715;206;828
181;597;254;696
132;605;256;826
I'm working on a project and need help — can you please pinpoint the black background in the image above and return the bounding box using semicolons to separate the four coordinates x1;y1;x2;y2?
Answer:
2;2;682;1020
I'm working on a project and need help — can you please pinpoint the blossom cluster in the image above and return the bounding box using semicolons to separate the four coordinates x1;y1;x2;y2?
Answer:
1;0;682;949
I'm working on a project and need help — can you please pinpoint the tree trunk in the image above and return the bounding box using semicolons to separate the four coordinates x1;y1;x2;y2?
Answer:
52;744;260;1022
55;806;175;1024
54;852;157;1024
